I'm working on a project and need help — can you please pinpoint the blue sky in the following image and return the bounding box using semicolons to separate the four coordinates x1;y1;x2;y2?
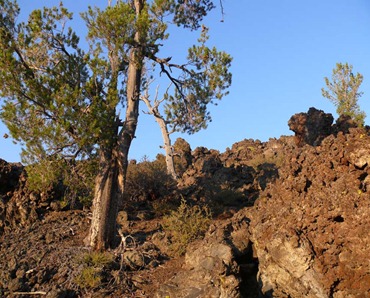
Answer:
1;0;370;162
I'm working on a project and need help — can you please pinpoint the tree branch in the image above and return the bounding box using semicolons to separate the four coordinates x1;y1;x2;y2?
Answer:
145;53;195;114
13;292;46;296
219;0;225;22
13;44;35;78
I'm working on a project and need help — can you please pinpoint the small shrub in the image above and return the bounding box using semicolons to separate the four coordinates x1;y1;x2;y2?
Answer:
124;156;176;202
26;157;97;208
151;198;179;217
162;198;212;256
75;252;114;289
80;251;114;267
75;267;102;289
246;153;284;170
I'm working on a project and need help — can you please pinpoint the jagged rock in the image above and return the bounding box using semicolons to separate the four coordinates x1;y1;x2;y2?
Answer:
221;139;264;168
123;250;145;269
0;160;68;235
0;160;33;234
156;211;259;298
348;141;370;169
178;146;260;209
173;137;193;175
0;159;23;194
333;114;358;133
255;163;279;190
247;128;370;297
1;108;370;297
288;107;334;146
156;241;241;298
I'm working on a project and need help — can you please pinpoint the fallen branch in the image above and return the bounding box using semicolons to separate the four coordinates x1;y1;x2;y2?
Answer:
13;291;47;295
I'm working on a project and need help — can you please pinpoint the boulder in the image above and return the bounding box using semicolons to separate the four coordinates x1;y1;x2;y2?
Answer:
288;107;333;146
0;158;23;194
173;137;193;175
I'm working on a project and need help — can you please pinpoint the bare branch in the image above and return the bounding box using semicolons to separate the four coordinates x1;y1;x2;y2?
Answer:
146;53;191;98
153;83;172;109
13;292;47;296
219;0;225;22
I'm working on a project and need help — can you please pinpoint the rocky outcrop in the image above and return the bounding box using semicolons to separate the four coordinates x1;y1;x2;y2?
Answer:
247;128;370;297
178;139;289;211
0;159;23;194
156;241;240;298
173;137;193;176
1;109;370;297
156;211;256;298
158;127;370;298
0;159;62;235
0;159;31;235
288;107;334;146
178;146;259;209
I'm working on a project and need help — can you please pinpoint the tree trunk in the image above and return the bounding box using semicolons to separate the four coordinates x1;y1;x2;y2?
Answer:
156;116;178;179
118;0;144;184
118;54;141;185
87;0;144;250
87;147;121;250
87;78;123;250
141;96;178;179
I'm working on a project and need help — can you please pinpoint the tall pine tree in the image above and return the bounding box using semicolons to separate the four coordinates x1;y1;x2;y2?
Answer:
0;0;232;250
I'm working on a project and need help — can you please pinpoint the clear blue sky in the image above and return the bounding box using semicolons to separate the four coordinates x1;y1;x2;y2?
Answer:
1;0;370;162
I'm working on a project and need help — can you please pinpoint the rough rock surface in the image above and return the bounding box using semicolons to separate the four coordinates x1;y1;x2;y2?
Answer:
178;139;286;214
0;159;33;235
247;128;370;297
0;159;62;236
157;127;370;297
288;107;334;146
0;210;89;297
156;241;240;298
0;159;23;194
156;212;255;298
173;137;193;176
1;110;370;297
333;114;359;134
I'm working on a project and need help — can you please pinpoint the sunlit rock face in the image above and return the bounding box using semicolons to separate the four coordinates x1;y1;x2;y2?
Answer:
247;128;370;297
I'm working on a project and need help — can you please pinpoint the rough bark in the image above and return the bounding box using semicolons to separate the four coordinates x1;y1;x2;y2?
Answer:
118;0;143;186
87;0;144;250
87;148;120;250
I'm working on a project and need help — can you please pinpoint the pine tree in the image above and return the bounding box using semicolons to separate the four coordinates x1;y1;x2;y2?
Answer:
322;62;365;126
0;0;232;250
